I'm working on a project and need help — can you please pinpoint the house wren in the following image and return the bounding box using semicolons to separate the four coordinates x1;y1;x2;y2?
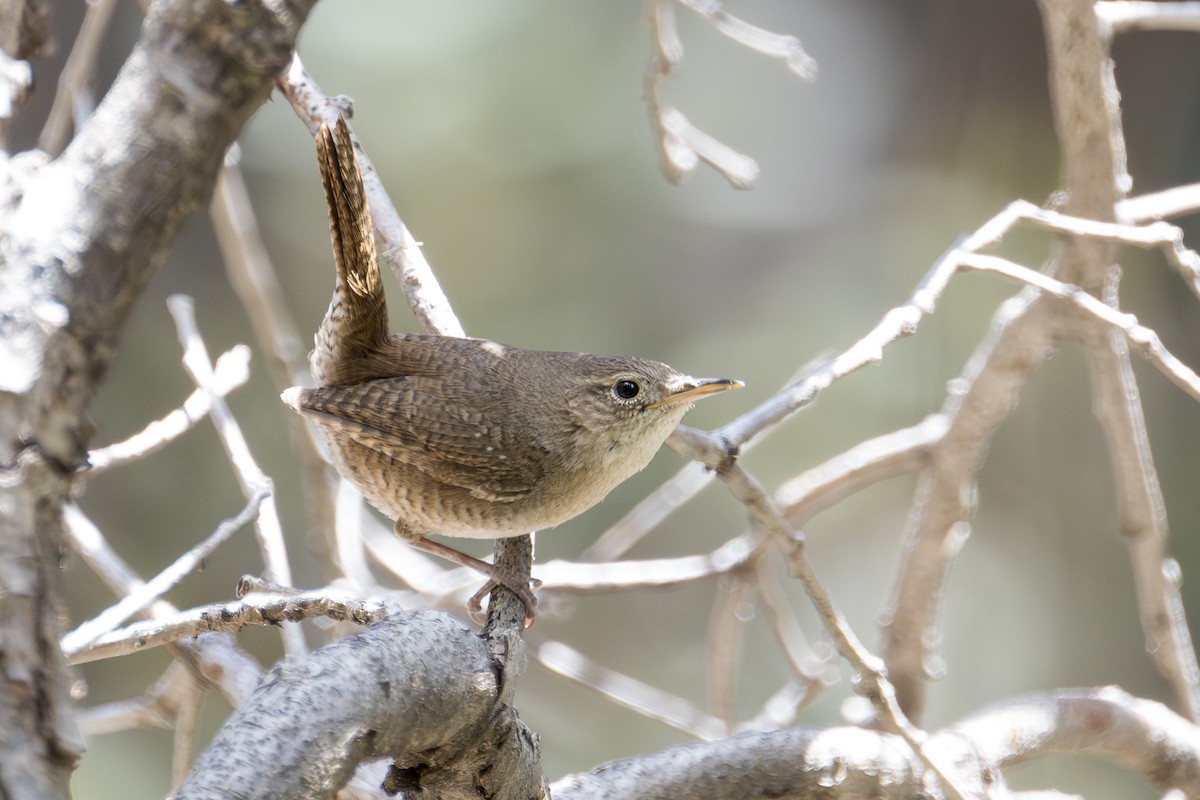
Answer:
282;117;742;621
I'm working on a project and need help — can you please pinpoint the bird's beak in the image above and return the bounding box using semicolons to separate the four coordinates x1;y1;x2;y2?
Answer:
647;378;744;409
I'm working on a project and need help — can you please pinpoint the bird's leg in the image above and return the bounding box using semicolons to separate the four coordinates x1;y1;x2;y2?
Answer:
394;522;540;625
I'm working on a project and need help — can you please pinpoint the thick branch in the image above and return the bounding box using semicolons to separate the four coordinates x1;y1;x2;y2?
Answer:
172;612;545;800
555;687;1200;800
0;1;313;797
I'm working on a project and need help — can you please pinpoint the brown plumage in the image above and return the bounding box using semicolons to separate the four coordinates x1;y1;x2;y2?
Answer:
283;117;741;621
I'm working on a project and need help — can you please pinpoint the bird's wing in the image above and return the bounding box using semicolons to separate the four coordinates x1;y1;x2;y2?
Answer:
290;379;547;503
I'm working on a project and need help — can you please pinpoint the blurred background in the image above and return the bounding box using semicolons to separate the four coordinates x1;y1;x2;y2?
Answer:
14;1;1200;798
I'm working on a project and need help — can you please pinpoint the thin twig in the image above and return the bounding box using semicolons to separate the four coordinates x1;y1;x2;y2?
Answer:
537;641;728;740
643;0;815;188
1097;1;1200;33
275;53;464;338
38;0;119;154
676;0;817;79
75;661;191;736
1000;199;1200;303
644;0;759;188
1089;324;1200;720
61;491;268;656
211;150;310;390
87;346;251;475
778;416;948;527
62;504;263;705
706;572;751;733
333;478;383;591
581;460;713;561
542;534;761;591
170;670;204;790
753;557;832;690
167;295;306;657
666;427;975;800
67;588;400;666
957;252;1200;403
210;148;343;582
1119;182;1200;223
739;678;821;732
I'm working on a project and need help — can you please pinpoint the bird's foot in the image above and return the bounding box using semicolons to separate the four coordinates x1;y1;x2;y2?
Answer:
468;575;543;628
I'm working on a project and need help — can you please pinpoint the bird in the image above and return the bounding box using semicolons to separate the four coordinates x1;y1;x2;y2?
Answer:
282;117;742;623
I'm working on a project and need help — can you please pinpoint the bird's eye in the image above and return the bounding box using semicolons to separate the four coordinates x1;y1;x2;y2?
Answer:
612;379;641;400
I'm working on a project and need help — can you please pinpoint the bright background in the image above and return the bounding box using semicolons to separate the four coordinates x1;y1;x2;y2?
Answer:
17;2;1200;798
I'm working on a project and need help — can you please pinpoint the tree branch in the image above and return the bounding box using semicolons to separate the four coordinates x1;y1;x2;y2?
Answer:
172;612;545;800
0;1;314;796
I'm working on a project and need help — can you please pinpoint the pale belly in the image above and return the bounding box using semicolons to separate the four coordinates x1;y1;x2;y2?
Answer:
327;436;629;539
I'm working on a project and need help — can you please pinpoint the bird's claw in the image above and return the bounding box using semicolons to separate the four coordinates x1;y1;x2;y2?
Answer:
468;577;542;628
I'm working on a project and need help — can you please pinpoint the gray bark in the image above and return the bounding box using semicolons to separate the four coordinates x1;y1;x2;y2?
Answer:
172;611;545;800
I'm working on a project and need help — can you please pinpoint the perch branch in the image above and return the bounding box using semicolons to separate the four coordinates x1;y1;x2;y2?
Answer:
171;613;544;800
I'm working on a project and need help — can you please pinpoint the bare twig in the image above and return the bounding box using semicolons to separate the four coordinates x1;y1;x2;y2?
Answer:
542;534;760;591
332;478;383;591
76;661;192;736
276;53;464;338
958;252;1200;403
38;0;119;154
167;295;306;657
778;416;948;527
1097;1;1200;33
211;151;309;390
63;504;263;705
644;0;758;188
676;0;818;79
642;0;814;188
170;670;204;790
1000;199;1200;303
1119;182;1200;223
86;346;251;475
581;460;713;561
707;572;751;733
537;641;728;740
753;557;832;690
61;490;267;656
67;588;399;666
667;427;976;800
739;678;822;732
1087;313;1200;721
209;147;342;581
